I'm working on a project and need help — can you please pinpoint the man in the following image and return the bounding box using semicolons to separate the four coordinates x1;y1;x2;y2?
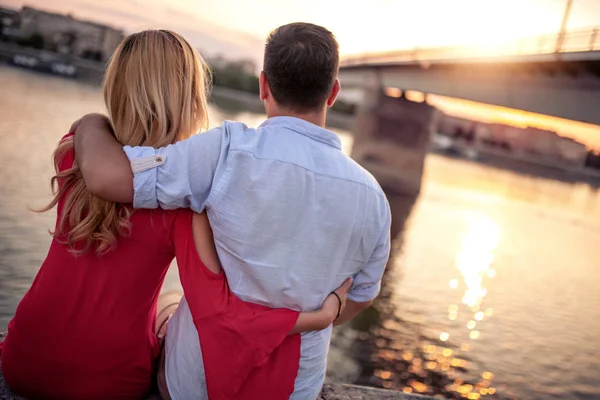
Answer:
74;23;391;399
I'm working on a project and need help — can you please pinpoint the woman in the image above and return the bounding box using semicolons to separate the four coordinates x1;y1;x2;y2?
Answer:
0;30;348;400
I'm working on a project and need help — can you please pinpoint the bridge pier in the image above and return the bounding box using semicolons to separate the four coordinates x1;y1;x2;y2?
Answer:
351;87;439;239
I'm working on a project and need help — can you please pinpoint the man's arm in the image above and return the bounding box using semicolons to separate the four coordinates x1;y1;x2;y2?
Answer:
334;198;392;326
73;114;225;211
74;114;134;203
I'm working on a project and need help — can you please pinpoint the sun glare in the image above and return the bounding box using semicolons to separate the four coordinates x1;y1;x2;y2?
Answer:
338;0;565;55
455;214;500;310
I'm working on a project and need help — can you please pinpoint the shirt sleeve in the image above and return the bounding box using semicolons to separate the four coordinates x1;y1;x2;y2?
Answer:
123;127;226;212
348;197;392;303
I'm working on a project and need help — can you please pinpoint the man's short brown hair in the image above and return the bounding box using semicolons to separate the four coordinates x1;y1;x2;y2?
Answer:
264;23;339;112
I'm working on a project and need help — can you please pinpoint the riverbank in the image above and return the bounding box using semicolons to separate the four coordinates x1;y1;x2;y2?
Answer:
0;42;357;130
210;86;355;131
0;42;105;82
1;45;598;187
1;44;597;186
212;86;600;186
433;139;600;186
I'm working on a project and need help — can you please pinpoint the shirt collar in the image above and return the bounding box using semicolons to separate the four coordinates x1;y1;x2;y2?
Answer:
259;116;342;150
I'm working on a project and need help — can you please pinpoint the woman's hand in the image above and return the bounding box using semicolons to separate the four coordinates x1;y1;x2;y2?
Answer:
288;277;353;335
319;277;352;325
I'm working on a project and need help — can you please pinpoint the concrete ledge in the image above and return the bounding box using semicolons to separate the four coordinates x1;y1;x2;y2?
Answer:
319;383;436;400
0;332;436;400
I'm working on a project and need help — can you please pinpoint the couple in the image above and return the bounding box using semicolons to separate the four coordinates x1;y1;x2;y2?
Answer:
0;22;391;400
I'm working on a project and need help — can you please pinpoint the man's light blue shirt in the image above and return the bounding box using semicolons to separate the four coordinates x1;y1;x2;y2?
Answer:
124;116;391;399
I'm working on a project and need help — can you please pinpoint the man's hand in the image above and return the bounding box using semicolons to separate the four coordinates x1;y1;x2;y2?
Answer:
73;114;134;203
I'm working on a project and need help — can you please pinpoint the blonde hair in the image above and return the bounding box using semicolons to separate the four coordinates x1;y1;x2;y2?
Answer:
39;30;211;254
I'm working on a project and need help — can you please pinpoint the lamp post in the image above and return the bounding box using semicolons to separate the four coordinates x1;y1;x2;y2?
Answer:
555;0;574;53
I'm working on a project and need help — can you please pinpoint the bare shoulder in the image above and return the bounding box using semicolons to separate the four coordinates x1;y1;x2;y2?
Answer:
191;212;221;274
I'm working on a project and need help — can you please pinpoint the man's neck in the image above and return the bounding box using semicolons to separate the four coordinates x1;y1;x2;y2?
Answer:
267;108;327;128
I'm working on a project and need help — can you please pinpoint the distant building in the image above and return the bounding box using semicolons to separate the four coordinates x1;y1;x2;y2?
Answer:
437;114;587;167
437;115;476;141
522;127;557;155
18;6;123;62
489;124;528;150
554;136;587;167
0;7;20;40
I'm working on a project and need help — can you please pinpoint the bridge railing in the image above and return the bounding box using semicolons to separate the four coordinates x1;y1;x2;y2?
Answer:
341;27;600;66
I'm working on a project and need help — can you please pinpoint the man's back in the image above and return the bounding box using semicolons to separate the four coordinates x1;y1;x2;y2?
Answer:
210;117;390;310
136;117;391;399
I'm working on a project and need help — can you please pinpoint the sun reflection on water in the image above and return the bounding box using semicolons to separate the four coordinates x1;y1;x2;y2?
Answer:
455;215;500;309
428;214;502;397
446;214;500;396
364;212;503;398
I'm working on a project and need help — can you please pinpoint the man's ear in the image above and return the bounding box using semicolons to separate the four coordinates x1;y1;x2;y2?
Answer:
326;79;341;107
259;71;269;101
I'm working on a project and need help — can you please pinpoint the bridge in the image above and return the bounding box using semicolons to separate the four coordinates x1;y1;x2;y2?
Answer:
339;28;600;239
339;27;600;126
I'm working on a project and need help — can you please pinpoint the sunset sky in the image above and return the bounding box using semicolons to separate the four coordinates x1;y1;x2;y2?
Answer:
3;0;600;56
2;0;600;149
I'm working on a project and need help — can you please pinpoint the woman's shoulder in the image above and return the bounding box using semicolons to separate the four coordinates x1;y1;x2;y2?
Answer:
56;133;76;172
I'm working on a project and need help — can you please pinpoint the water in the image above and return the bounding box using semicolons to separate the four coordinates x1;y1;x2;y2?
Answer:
1;65;599;399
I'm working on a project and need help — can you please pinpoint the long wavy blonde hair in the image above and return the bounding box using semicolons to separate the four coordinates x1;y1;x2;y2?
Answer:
39;30;211;255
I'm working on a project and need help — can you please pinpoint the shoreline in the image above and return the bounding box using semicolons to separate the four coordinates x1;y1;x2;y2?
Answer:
432;145;600;186
209;86;355;131
210;89;600;187
0;42;106;83
1;45;599;187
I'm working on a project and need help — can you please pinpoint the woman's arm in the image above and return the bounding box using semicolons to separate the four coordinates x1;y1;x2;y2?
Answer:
174;211;352;335
289;278;352;335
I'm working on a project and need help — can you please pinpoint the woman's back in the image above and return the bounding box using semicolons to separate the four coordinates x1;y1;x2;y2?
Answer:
1;146;180;399
1;29;211;400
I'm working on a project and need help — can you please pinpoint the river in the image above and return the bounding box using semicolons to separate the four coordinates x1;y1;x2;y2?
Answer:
0;65;599;399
